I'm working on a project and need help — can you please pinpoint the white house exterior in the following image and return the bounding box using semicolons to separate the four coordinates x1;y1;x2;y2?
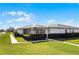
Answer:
16;24;45;34
48;28;65;34
17;29;23;34
45;24;79;34
16;24;79;35
73;29;79;33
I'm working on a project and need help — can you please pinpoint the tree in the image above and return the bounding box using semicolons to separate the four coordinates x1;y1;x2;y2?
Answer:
6;27;15;32
0;29;5;32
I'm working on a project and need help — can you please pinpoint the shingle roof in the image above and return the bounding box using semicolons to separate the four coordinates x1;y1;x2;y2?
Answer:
45;24;78;29
26;24;45;28
16;24;45;30
16;24;79;30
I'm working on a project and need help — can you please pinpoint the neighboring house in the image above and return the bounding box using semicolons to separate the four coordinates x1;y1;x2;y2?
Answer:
16;24;79;35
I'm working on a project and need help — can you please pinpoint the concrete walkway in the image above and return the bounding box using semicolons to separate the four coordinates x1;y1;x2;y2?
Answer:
10;34;18;44
9;35;79;46
10;34;30;44
62;42;79;47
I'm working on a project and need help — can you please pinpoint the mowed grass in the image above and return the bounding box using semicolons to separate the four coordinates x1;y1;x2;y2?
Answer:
1;33;79;55
16;37;26;42
64;37;79;44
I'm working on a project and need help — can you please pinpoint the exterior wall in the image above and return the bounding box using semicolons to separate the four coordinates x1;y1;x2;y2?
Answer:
16;27;79;35
31;28;36;34
67;29;72;33
23;29;31;34
49;28;65;34
17;29;23;34
45;28;49;34
45;28;76;34
74;29;79;33
31;28;45;34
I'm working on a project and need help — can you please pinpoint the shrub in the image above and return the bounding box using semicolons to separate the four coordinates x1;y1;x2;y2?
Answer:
14;32;23;37
30;34;46;41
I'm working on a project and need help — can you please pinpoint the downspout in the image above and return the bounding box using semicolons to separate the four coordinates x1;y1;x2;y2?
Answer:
46;27;48;40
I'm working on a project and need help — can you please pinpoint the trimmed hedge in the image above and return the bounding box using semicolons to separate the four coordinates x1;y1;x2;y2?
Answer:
22;35;31;41
14;32;31;41
30;34;46;41
48;33;79;39
14;32;23;37
14;32;79;41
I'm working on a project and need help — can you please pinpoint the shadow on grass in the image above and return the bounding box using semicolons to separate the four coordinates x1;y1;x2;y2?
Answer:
22;36;48;43
31;40;48;43
23;36;79;43
52;37;79;41
14;32;79;43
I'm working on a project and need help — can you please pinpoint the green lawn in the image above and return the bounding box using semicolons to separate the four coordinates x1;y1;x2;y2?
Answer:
23;34;30;36
16;37;27;42
1;33;79;55
64;37;79;44
14;34;30;42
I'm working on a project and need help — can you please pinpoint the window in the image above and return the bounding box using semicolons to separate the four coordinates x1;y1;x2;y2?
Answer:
35;28;45;34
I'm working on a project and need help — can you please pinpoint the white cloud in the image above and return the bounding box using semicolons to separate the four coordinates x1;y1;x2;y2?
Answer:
7;17;33;23
62;19;75;26
6;11;35;23
7;20;13;23
47;19;57;24
0;22;3;24
60;19;79;27
15;17;33;22
17;11;28;16
8;11;16;16
47;19;77;27
1;11;16;16
7;11;31;17
47;19;79;27
2;11;31;17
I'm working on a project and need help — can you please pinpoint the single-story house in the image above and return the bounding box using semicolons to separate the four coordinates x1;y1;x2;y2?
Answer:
16;24;79;34
15;24;79;40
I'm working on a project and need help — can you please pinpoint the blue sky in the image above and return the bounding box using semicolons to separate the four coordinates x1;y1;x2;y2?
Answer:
0;3;79;29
